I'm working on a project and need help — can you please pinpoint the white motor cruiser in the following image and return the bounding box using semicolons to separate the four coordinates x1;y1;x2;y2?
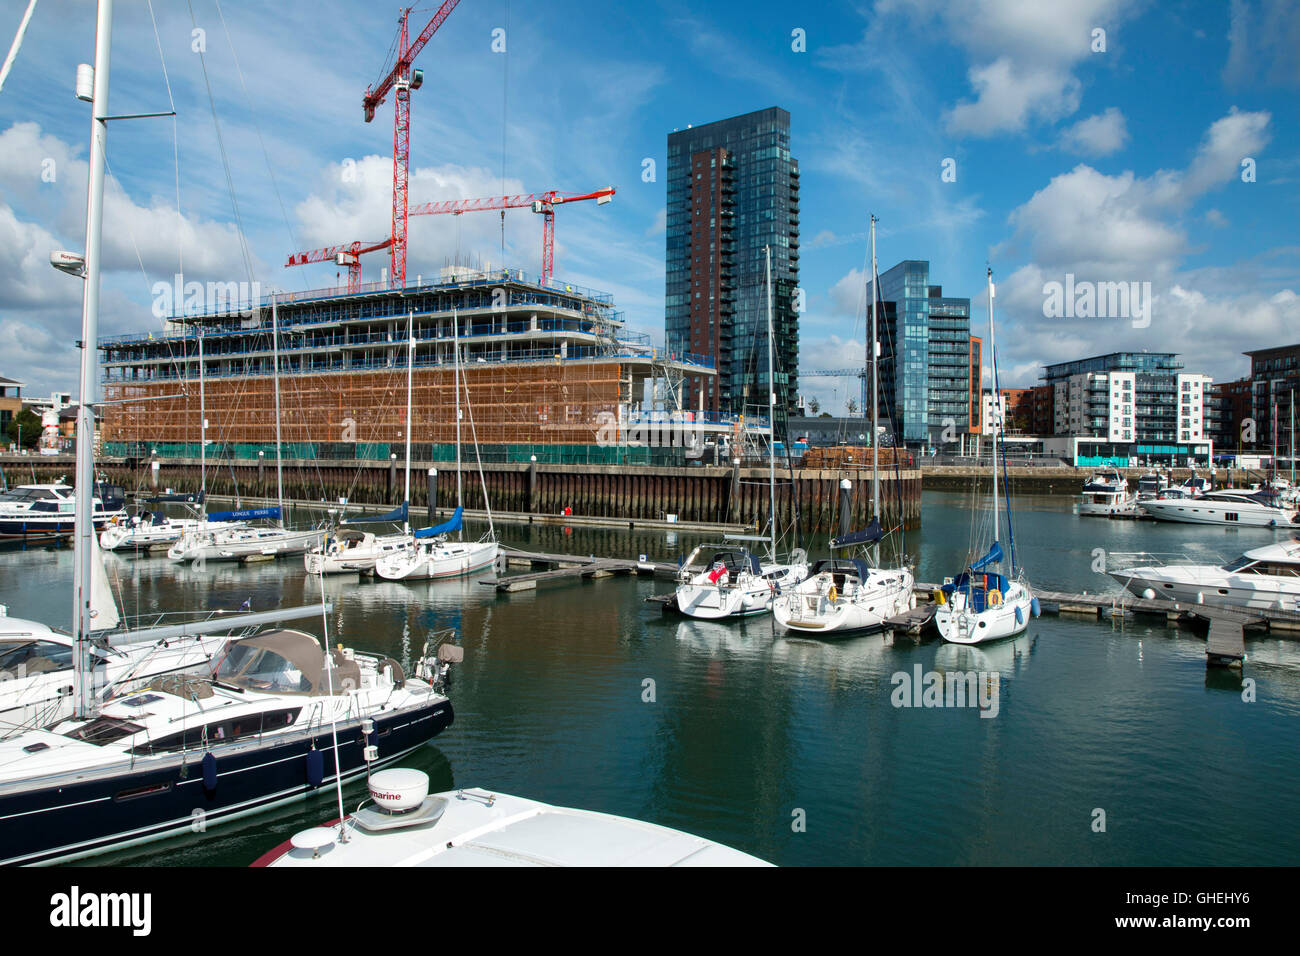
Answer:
1138;488;1298;528
1108;537;1300;612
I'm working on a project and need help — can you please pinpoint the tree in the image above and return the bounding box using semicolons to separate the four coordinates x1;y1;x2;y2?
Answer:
806;398;821;415
5;408;41;449
845;398;859;417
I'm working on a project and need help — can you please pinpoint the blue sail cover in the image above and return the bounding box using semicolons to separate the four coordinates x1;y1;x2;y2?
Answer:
208;506;280;522
344;502;408;525
830;517;883;550
414;505;463;539
970;540;1004;572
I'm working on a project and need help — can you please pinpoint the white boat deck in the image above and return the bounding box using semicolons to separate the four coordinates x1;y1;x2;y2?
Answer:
264;788;771;867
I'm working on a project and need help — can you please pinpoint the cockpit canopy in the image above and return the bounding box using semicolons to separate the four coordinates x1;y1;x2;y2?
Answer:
215;629;359;696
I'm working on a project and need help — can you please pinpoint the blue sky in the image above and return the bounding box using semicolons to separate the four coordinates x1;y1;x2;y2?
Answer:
1;0;1297;412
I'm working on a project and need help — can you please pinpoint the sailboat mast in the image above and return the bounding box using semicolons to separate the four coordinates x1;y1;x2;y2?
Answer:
870;215;880;565
198;325;205;501
987;268;998;548
765;246;777;564
453;306;463;540
72;0;113;720
271;295;285;526
1291;389;1295;489
404;310;413;533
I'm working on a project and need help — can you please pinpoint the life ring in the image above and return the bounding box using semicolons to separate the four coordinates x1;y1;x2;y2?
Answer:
988;589;1001;606
828;585;838;603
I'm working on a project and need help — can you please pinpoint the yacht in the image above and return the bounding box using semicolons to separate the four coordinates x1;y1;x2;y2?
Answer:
772;552;914;634
1082;470;1128;494
305;526;410;575
674;544;806;620
167;506;324;562
0;628;454;866
374;507;499;580
1077;487;1138;518
253;771;770;868
100;511;203;552
1138;488;1298;528
0;481;125;540
670;246;808;619
0;482;74;514
1108;538;1300;612
1134;471;1170;500
935;269;1038;645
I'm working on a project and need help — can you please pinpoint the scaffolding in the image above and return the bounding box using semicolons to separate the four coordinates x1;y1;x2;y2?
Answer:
102;358;631;450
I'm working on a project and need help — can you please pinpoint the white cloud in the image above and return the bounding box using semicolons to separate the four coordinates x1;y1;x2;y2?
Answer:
876;0;1136;137
990;110;1287;385
1059;107;1128;156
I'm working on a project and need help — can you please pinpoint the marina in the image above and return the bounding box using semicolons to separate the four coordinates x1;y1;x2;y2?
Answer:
0;0;1296;904
3;490;1299;867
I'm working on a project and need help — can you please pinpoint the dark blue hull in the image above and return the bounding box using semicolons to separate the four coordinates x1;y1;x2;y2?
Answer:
0;700;453;866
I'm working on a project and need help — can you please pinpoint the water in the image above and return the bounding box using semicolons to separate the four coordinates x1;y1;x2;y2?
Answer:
3;491;1298;866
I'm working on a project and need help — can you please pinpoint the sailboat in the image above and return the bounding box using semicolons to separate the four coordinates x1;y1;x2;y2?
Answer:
673;247;808;620
375;307;499;581
773;216;914;634
167;296;324;562
0;2;453;866
306;312;418;575
934;268;1037;645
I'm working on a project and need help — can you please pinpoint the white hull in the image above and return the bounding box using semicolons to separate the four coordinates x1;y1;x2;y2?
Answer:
675;562;806;620
100;518;201;552
169;526;323;562
1139;498;1297;527
773;568;914;634
304;532;409;575
936;584;1034;644
1078;493;1138;518
1110;566;1300;612
375;540;498;581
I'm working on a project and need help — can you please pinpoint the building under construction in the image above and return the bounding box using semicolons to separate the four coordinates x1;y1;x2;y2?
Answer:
99;268;726;464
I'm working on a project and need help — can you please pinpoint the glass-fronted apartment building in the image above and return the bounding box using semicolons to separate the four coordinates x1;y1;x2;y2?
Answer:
869;261;971;446
1040;351;1214;465
1243;345;1300;453
666;107;800;417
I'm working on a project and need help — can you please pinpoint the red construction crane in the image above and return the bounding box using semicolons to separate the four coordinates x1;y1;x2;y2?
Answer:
363;1;461;289
409;187;615;282
285;237;393;294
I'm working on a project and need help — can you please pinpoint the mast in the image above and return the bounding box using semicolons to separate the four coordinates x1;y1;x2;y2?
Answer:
765;246;777;564
271;295;285;525
453;306;463;540
403;309;413;533
1291;389;1295;490
987;268;998;549
72;0;112;719
198;324;205;505
870;215;880;565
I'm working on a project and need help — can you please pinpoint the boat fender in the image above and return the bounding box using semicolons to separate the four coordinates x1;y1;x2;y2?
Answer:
202;751;217;791
1031;596;1041;618
306;748;325;788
